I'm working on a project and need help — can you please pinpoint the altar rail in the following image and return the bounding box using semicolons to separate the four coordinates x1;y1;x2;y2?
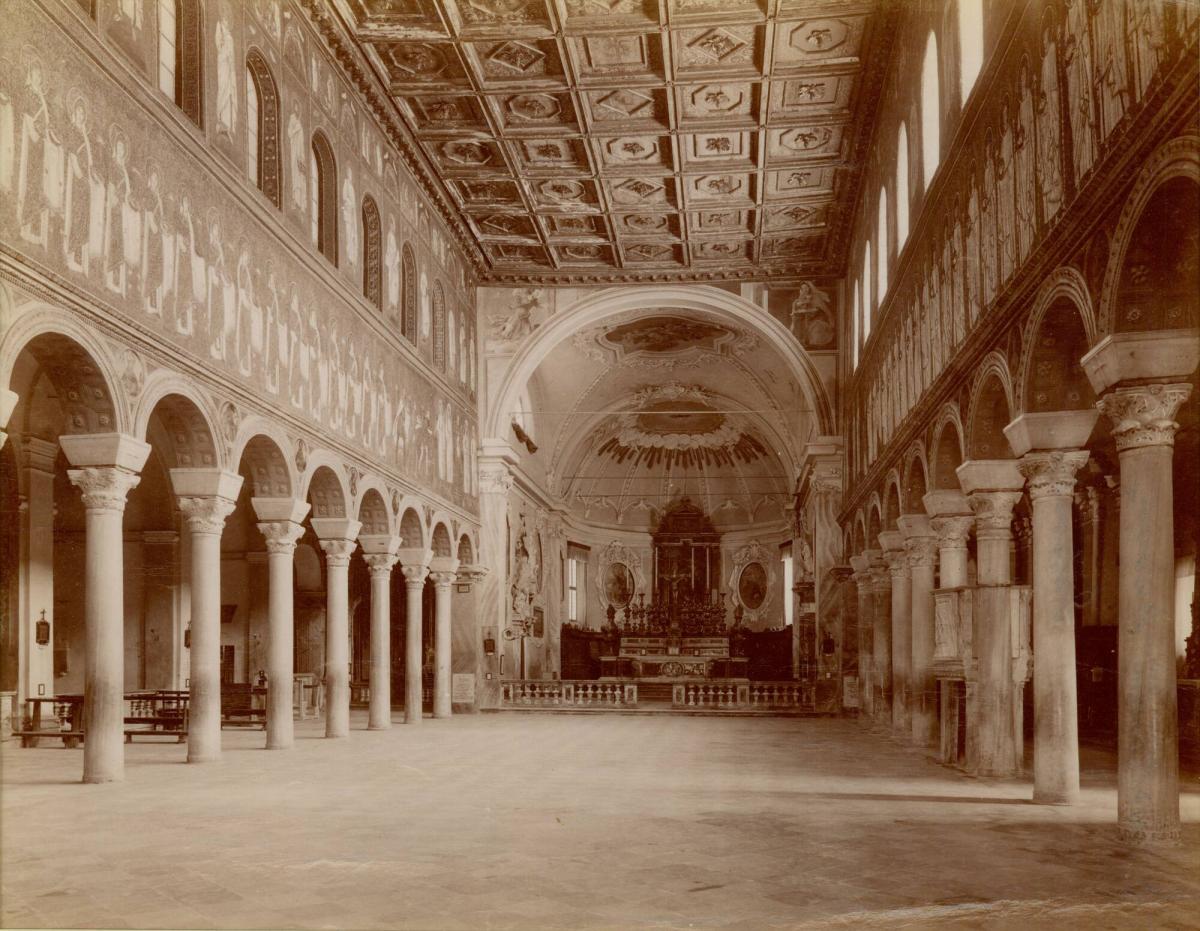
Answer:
672;681;814;711
501;681;638;708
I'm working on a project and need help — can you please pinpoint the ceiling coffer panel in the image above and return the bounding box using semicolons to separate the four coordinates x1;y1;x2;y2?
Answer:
337;0;890;284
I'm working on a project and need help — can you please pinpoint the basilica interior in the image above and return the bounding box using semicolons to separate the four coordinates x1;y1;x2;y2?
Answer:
1;0;1198;928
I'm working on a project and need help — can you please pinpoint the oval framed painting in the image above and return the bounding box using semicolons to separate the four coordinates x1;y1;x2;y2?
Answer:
738;561;768;611
604;562;635;608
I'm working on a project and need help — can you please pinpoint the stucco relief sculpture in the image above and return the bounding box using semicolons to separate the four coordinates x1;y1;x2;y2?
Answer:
490;287;542;342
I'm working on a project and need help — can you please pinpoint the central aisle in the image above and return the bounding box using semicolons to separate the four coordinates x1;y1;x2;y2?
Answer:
2;713;1198;930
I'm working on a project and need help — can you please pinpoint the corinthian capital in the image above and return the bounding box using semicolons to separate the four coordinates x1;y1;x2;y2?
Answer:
967;490;1023;537
67;466;141;513
883;547;909;579
930;515;973;550
178;495;238;535
1018;450;1089;500
429;570;458;588
257;520;305;555
363;553;399;577
1096;383;1192;452
401;564;430;587
318;538;358;567
904;535;939;568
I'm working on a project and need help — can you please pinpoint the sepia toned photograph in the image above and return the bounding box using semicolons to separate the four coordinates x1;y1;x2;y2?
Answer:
0;0;1197;929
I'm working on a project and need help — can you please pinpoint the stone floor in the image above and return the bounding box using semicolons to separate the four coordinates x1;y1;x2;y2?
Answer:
2;712;1198;931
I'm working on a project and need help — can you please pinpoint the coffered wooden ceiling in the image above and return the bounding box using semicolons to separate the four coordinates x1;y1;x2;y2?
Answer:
333;0;893;284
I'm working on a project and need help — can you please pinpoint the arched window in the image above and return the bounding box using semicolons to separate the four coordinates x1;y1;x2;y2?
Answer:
922;31;941;188
958;0;984;102
432;282;447;370
401;243;416;341
896;122;910;248
877;187;889;302
245;50;281;208
310;132;337;265
863;242;872;339
851;280;861;370
158;0;203;127
361;196;382;310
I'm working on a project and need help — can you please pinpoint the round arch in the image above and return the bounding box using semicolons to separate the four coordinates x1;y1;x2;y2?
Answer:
1098;135;1200;336
0;307;130;436
928;403;965;490
881;468;904;529
1015;266;1098;413
134;374;226;471
355;482;393;537
303;460;351;519
484;285;836;440
965;351;1016;459
901;441;929;511
398;505;425;549
231;414;298;498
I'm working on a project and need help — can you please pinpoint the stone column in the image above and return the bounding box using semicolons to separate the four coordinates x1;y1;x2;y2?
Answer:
398;549;432;724
253;498;310;750
171;469;242;763
865;550;891;724
899;515;938;747
1019;450;1089;804
1098;384;1192;844
60;433;151;784
879;531;911;735
360;535;401;731
926;494;973;765
313;518;361;739
429;559;460;719
848;555;874;718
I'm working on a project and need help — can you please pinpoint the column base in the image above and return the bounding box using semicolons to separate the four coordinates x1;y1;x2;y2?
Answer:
368;723;391;731
186;752;221;764
82;773;121;784
265;739;293;750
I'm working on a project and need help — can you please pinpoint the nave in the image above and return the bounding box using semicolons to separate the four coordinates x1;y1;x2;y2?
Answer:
2;713;1198;931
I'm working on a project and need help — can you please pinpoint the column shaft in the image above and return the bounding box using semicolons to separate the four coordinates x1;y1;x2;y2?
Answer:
1020;452;1087;805
368;568;392;730
871;571;892;724
258;521;303;750
1099;384;1190;844
403;572;427;723
186;529;224;762
907;545;937;746
323;557;351;738
887;557;912;735
432;574;455;718
68;466;141;784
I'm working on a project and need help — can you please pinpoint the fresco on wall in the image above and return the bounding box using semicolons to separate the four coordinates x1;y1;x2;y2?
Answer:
604;316;731;354
765;281;837;350
0;22;479;510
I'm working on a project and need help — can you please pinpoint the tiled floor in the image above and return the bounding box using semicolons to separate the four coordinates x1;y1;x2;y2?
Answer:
2;712;1198;930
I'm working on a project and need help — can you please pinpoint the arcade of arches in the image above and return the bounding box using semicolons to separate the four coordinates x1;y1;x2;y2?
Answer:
1;0;1199;928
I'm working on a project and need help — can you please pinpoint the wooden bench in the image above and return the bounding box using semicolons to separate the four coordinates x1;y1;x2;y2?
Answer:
124;692;189;742
14;696;84;748
222;683;266;729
